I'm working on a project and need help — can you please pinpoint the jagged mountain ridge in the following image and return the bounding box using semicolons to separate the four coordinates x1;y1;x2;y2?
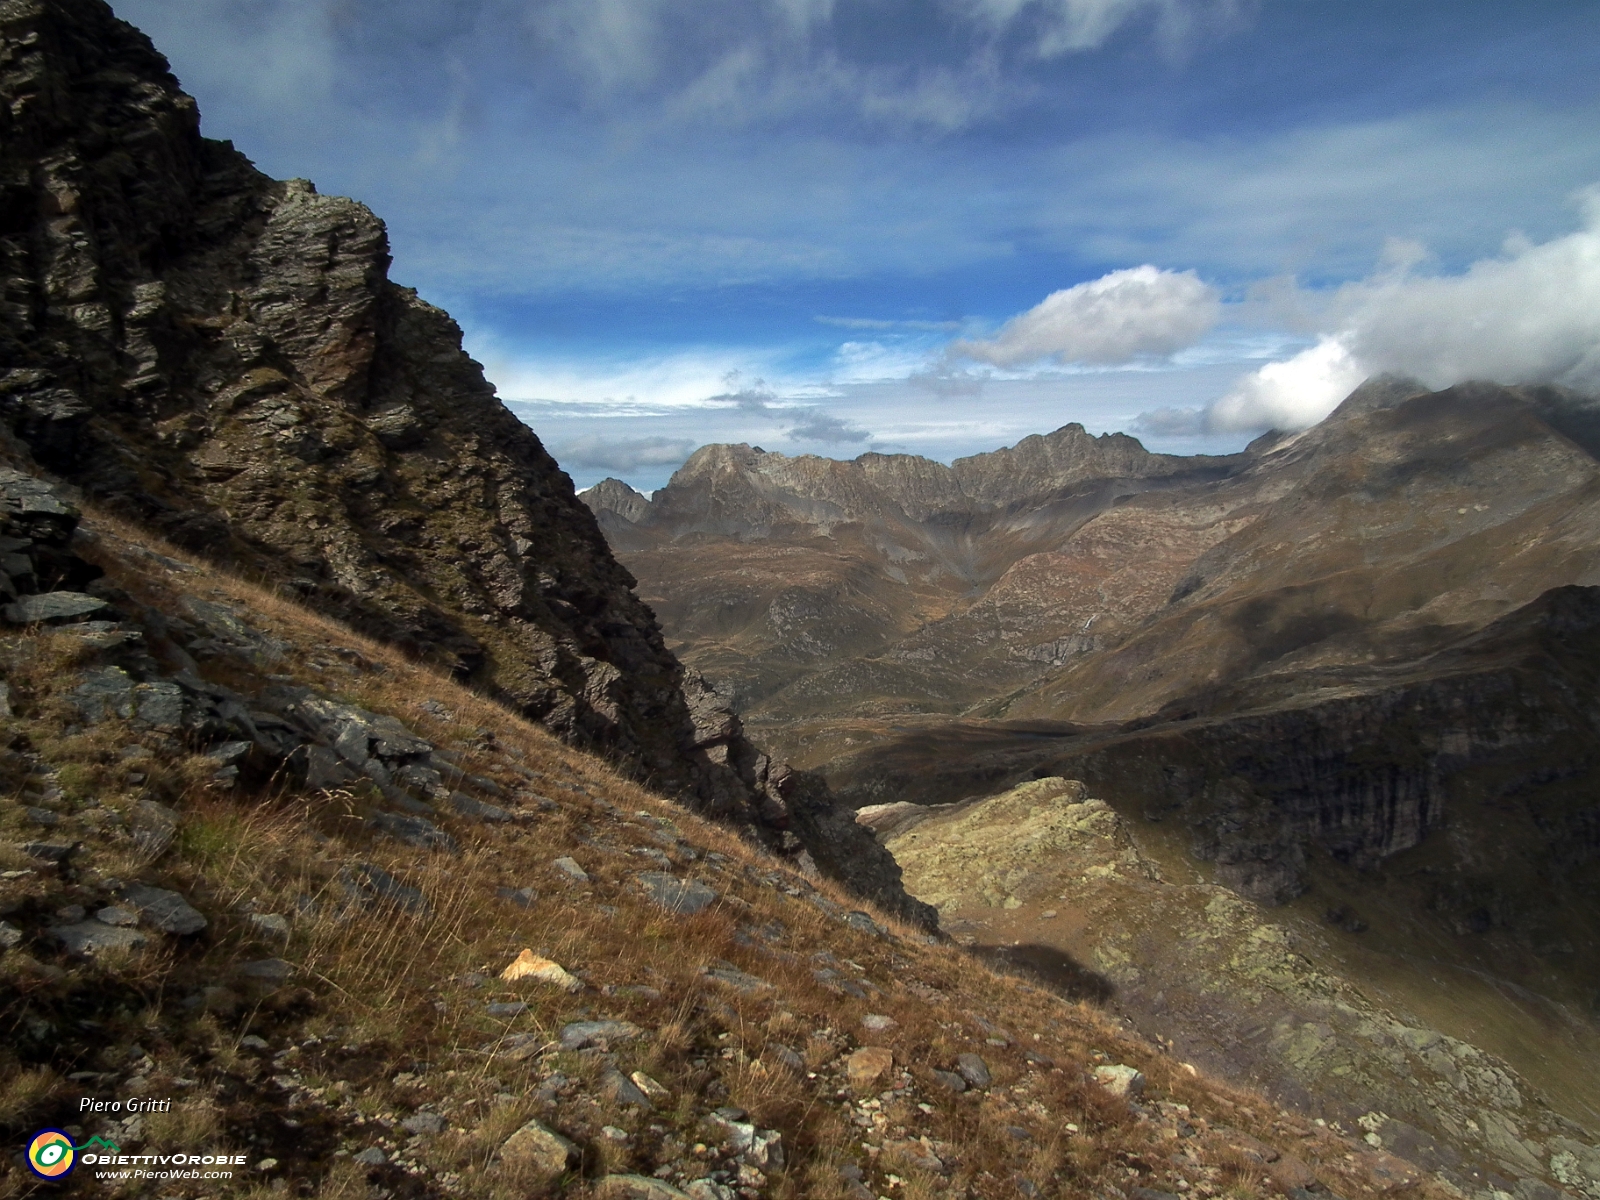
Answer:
0;0;931;926
595;378;1600;730
592;377;1600;1122
586;422;1254;713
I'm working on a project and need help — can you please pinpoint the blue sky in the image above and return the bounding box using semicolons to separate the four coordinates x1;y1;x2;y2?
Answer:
114;0;1600;491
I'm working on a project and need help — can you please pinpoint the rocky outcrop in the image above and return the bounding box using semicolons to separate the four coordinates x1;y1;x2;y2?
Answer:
0;0;929;925
1039;585;1600;913
581;478;651;525
879;776;1600;1196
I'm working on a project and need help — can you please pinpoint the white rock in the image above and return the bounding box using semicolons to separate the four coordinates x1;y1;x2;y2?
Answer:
500;948;583;992
1094;1063;1145;1098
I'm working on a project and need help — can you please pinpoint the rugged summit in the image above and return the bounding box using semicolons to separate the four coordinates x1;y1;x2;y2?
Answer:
0;0;929;925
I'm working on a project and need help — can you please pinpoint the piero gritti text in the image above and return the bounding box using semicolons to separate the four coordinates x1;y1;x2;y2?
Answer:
80;1094;176;1114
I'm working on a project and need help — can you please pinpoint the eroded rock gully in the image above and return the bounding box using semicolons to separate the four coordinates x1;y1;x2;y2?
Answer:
0;0;930;926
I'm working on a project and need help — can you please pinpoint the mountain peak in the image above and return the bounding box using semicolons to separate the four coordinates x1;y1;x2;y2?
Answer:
581;477;650;524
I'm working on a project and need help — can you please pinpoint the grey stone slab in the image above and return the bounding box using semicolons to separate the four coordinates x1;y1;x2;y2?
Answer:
370;811;459;852
636;872;717;915
53;921;147;954
340;863;429;914
559;1019;643;1051
121;883;208;935
402;1111;446;1135
955;1053;991;1089
447;792;513;822
3;591;108;625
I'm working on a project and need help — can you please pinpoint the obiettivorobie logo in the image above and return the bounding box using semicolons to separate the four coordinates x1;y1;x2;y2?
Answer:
26;1128;248;1180
26;1130;120;1179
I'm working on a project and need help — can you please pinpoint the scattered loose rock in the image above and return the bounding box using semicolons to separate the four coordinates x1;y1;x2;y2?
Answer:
499;1120;579;1185
552;856;590;882
637;871;718;915
401;1111;446;1136
629;1070;669;1099
702;959;773;994
130;801;179;859
1094;1063;1145;1098
121;883;207;935
2;591;110;624
52;922;147;954
248;913;291;939
594;1176;695;1200
847;1046;895;1090
601;1064;653;1108
559;1020;643;1051
501;949;584;993
955;1053;992;1089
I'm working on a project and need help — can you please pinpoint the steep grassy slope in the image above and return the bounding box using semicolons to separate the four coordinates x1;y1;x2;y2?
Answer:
0;494;1459;1200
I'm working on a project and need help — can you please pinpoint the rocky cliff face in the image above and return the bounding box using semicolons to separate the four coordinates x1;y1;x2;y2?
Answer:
581;477;651;525
0;0;931;927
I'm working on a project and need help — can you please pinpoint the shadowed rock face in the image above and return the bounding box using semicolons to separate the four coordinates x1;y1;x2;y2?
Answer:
0;0;932;927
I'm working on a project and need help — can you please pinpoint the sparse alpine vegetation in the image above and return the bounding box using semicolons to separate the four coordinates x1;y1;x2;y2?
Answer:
0;488;1453;1200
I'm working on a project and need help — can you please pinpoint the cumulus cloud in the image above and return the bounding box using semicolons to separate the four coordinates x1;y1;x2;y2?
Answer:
1206;188;1600;432
550;434;697;471
1204;336;1365;432
953;265;1220;368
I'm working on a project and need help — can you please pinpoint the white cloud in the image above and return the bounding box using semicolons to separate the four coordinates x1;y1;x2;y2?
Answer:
952;265;1220;368
1204;336;1364;432
550;434;697;472
1205;187;1600;432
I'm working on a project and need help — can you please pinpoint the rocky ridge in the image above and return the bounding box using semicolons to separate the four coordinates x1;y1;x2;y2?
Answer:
0;0;928;925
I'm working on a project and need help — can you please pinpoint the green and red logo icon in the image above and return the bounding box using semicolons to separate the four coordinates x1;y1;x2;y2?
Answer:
25;1130;120;1178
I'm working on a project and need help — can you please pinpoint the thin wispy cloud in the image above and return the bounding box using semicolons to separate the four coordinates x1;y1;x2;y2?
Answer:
816;316;965;331
788;409;872;443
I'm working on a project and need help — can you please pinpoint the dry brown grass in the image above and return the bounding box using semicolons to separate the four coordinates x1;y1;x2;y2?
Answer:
0;1060;62;1129
0;506;1468;1200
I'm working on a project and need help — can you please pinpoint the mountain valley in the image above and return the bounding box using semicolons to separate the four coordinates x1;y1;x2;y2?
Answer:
0;2;1597;1199
588;378;1600;1195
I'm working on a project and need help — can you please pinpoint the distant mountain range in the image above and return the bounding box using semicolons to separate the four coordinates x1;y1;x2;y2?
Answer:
587;376;1600;1041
